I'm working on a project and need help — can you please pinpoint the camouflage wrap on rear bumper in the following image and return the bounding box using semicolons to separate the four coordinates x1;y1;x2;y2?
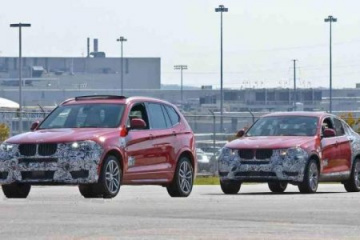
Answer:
0;141;103;184
218;148;308;183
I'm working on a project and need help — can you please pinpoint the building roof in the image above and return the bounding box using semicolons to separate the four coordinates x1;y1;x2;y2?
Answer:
0;97;19;109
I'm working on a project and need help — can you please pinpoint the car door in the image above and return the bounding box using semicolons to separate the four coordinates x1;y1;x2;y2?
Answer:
143;102;175;179
321;117;340;174
332;117;351;172
123;102;157;181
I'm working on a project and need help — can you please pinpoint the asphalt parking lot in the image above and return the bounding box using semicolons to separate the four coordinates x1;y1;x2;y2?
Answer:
0;184;359;239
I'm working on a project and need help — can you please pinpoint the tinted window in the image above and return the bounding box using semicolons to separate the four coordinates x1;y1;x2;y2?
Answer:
147;103;167;129
165;105;180;126
333;118;345;136
128;103;150;129
39;104;124;129
161;105;171;128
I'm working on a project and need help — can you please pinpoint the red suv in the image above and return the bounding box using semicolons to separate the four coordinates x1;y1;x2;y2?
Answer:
0;95;196;198
218;112;360;194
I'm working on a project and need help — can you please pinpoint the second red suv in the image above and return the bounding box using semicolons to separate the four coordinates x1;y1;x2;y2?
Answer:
0;95;196;198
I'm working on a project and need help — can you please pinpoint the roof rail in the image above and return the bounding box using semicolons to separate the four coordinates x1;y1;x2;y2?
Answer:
74;95;126;101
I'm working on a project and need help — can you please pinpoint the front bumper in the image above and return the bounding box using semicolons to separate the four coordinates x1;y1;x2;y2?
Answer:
218;149;308;183
0;142;103;185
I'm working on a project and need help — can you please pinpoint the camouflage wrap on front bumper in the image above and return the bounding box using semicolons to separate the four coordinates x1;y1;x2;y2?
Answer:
218;148;309;183
0;141;103;184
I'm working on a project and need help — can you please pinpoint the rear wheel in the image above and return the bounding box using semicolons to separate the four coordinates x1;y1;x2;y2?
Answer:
220;179;241;194
268;182;287;193
167;157;194;197
344;158;360;192
2;183;31;198
78;155;121;199
298;159;319;193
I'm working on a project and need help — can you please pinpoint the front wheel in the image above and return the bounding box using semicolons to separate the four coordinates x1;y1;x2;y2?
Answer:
344;158;360;192
298;159;319;193
167;157;194;197
79;155;121;199
268;182;287;193
220;180;241;194
2;183;31;198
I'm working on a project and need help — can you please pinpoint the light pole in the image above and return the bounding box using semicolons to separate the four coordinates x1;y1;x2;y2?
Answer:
293;59;297;110
215;5;228;132
174;65;187;108
324;15;337;113
10;23;31;134
116;36;127;96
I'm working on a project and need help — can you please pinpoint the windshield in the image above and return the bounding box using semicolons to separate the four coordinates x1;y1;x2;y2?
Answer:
246;116;318;137
39;103;125;129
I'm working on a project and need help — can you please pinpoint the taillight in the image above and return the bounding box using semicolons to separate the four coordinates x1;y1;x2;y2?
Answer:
120;127;128;137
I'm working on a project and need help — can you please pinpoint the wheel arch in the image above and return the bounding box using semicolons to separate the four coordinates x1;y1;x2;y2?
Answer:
101;149;124;174
177;150;196;171
308;154;321;172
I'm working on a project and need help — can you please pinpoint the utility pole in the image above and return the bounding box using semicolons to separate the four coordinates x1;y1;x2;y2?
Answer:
324;15;337;113
116;36;127;96
174;65;188;109
215;5;228;132
10;23;31;134
293;59;297;110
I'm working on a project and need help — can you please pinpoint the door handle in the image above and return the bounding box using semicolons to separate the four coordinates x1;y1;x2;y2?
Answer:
335;141;339;146
172;131;177;136
149;134;154;140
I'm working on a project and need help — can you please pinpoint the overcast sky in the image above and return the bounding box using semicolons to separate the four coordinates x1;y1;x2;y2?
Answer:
1;0;360;89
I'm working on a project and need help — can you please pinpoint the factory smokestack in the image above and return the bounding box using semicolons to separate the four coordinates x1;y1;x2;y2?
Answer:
87;37;90;57
93;38;98;52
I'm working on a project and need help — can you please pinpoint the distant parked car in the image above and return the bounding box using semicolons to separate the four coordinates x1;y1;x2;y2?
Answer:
218;112;360;194
0;95;196;198
196;148;211;172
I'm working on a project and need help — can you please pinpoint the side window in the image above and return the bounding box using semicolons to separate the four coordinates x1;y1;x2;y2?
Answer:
128;103;150;129
161;105;171;128
147;103;167;129
322;117;335;136
164;105;180;126
333;118;345;136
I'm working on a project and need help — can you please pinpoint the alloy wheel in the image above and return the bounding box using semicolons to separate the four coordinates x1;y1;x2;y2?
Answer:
105;159;121;194
178;161;193;194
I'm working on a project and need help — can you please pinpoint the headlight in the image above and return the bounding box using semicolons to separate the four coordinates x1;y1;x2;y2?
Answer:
220;147;238;158
0;143;16;152
278;147;307;158
68;140;98;151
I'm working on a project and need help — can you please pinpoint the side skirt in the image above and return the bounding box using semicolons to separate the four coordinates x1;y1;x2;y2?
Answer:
319;171;350;182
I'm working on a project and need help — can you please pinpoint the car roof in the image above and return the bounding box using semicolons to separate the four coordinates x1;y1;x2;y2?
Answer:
61;95;175;107
262;111;333;118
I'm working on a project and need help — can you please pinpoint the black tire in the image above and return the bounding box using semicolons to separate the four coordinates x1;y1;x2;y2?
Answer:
298;159;319;193
2;183;31;198
344;158;360;192
220;179;241;194
268;182;288;193
78;184;103;198
79;155;121;199
167;157;194;197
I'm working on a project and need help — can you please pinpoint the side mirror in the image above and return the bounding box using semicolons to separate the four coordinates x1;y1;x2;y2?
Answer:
236;129;246;138
323;128;336;138
30;121;39;131
130;118;147;130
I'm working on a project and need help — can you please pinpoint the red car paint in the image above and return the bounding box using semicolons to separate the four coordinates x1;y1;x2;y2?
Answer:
0;96;196;198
